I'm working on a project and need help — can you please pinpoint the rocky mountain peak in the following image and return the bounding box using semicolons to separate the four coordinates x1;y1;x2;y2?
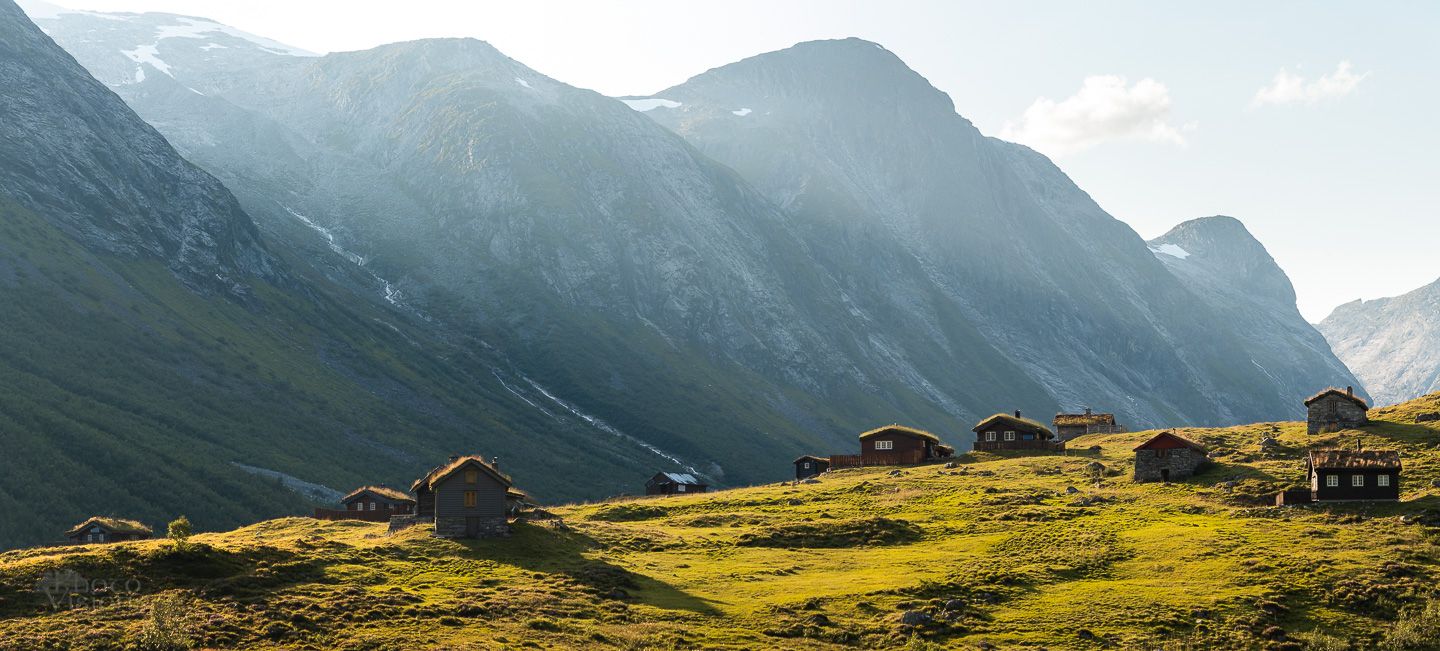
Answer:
0;0;274;283
1148;215;1296;306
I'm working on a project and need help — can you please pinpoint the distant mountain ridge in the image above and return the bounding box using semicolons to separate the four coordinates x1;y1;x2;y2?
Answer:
27;14;1363;435
1319;279;1440;406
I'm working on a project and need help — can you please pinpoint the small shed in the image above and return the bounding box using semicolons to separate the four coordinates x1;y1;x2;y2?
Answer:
341;485;416;515
794;455;830;480
1308;447;1400;501
411;455;514;538
973;411;1061;452
1304;386;1369;435
1053;408;1125;440
1133;431;1208;483
66;517;152;545
646;472;707;496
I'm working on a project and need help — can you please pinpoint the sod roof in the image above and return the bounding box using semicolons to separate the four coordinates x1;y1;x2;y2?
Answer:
66;517;152;537
341;485;414;504
1308;449;1401;470
857;424;941;444
972;413;1054;438
1304;387;1369;409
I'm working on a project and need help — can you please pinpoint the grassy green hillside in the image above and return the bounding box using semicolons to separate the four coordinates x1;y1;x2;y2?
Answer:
4;396;1440;649
0;196;683;550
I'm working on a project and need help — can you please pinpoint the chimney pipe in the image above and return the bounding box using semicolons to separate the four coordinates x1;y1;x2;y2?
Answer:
1084;407;1093;416
1014;410;1022;418
491;457;499;468
448;454;460;462
1347;386;1354;397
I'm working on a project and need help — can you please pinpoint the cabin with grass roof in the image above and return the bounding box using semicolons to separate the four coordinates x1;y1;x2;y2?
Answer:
973;411;1062;452
1133;431;1208;482
1308;447;1400;502
831;425;955;468
315;485;417;521
1054;408;1125;441
794;455;830;479
411;455;513;538
1305;386;1369;435
65;517;152;545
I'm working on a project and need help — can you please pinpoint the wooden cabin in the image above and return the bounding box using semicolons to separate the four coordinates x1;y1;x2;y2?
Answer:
1053;408;1124;441
794;455;830;480
66;517;152;545
829;425;955;468
316;485;417;521
645;472;707;496
1305;386;1369;435
973;412;1062;451
1133;431;1208;482
1308;447;1400;502
411;455;513;538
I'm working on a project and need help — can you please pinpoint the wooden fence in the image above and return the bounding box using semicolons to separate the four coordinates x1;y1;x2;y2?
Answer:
828;450;926;469
973;440;1066;452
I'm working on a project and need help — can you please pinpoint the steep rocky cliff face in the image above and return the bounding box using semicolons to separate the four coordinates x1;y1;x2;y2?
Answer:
1319;280;1440;406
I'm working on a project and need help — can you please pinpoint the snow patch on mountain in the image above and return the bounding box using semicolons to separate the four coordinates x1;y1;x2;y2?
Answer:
732;108;752;116
121;44;172;77
514;77;531;89
621;97;682;112
1150;243;1191;260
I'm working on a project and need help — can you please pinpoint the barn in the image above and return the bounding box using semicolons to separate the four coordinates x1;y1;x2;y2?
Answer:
1305;387;1369;435
1053;408;1125;440
1133;431;1209;483
973;412;1062;452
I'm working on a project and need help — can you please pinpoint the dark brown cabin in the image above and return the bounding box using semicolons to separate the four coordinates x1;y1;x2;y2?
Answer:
1304;386;1369;435
316;485;417;521
645;472;707;496
411;455;514;538
973;411;1062;452
1133;431;1208;482
794;455;830;480
831;425;955;468
1308;447;1400;501
66;517;152;545
1053;408;1125;441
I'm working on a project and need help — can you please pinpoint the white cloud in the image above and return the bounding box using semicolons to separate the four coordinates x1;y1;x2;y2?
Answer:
1000;75;1192;158
1251;61;1368;107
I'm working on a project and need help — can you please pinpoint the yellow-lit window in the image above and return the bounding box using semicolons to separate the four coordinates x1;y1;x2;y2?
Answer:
464;491;477;507
465;470;478;484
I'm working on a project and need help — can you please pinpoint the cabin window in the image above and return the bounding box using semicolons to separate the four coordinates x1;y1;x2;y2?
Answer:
875;440;894;450
464;491;477;507
802;462;811;469
465;470;478;484
1352;475;1365;487
984;432;996;442
1022;433;1034;441
369;502;377;511
1325;474;1339;487
677;484;687;492
1156;449;1169;459
1378;474;1391;487
1003;431;1016;441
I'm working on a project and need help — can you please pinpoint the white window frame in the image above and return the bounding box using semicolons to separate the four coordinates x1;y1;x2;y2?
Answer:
1325;474;1339;488
1378;474;1391;487
1003;431;1016;442
1352;475;1365;487
875;440;894;450
676;484;687;492
984;432;996;442
802;462;811;469
369;502;377;511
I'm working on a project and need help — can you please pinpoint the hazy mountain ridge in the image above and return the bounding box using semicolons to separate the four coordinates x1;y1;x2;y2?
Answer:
638;38;1362;425
1320;278;1440;406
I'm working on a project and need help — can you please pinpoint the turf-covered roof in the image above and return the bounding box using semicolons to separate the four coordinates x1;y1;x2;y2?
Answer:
411;455;512;492
66;517;151;537
342;485;414;504
1304;387;1369;409
793;455;829;464
972;413;1054;438
857;424;941;444
1308;449;1400;470
1133;431;1207;453
1054;412;1117;427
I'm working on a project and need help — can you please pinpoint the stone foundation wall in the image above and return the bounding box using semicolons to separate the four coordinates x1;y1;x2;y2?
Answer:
1134;449;1205;482
388;514;427;534
434;516;509;539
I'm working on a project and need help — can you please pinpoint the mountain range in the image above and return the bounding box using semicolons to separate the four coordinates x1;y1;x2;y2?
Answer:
1320;278;1440;406
2;0;1368;548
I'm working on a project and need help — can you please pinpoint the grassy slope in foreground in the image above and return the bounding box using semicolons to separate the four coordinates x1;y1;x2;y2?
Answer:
4;396;1440;650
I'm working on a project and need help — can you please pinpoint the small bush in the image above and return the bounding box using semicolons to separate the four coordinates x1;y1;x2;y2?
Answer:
1384;598;1440;649
135;593;194;651
167;516;193;552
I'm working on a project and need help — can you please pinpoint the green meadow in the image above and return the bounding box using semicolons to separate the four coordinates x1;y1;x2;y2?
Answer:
4;396;1440;650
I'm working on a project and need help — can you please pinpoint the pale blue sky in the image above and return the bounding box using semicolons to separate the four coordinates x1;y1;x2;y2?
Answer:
33;0;1440;320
